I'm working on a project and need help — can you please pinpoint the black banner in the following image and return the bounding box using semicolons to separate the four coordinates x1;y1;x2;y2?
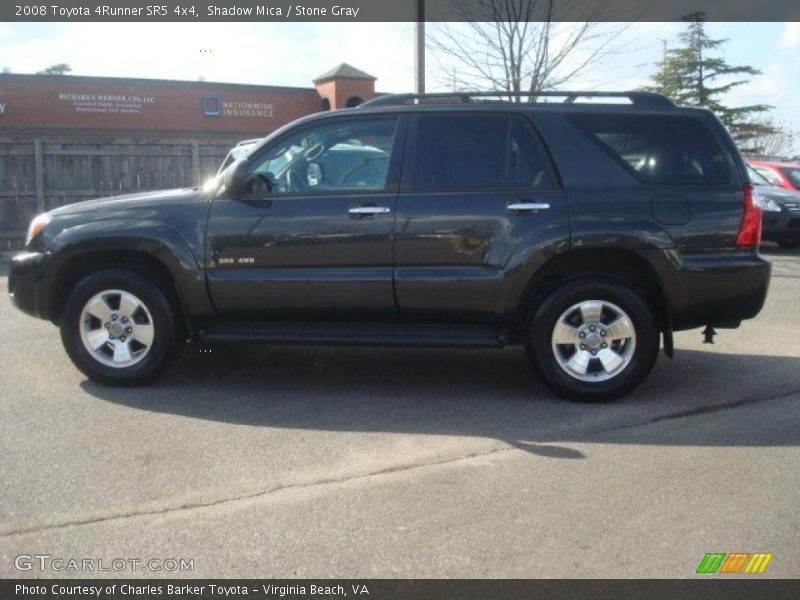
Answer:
2;0;800;22
2;579;800;600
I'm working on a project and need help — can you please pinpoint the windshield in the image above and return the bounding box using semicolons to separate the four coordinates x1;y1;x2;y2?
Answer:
748;166;772;187
780;167;800;188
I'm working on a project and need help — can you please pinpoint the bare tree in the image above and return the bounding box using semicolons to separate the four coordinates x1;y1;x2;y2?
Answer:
426;0;638;100
745;118;799;159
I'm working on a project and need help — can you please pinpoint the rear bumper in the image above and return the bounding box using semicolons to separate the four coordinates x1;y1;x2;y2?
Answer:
8;251;51;320
662;250;771;331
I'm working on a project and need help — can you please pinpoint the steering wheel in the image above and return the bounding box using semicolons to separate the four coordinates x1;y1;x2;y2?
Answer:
286;167;306;193
306;143;325;162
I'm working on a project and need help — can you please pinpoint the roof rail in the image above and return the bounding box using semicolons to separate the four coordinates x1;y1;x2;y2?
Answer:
361;91;674;109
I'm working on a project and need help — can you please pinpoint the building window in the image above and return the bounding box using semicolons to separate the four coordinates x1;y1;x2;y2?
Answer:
345;96;363;108
320;97;331;111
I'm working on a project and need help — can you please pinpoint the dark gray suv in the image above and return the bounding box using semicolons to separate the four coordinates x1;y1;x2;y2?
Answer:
9;91;771;401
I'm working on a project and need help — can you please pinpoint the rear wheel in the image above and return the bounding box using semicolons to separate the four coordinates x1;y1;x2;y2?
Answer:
60;269;176;386
527;278;659;402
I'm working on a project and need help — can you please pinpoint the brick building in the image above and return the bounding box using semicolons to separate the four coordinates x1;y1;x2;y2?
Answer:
0;62;377;138
0;63;378;245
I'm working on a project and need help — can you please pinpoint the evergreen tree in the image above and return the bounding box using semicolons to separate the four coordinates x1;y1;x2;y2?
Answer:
36;63;72;76
647;16;776;152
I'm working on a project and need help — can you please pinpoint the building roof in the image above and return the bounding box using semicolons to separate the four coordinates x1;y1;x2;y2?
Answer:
0;72;315;93
313;63;376;83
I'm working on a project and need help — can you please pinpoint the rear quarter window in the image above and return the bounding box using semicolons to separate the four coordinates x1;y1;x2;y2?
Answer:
570;114;731;185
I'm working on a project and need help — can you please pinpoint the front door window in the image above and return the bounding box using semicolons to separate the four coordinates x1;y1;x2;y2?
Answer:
243;118;398;196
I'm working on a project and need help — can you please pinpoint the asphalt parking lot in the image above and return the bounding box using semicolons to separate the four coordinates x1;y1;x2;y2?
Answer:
1;247;798;579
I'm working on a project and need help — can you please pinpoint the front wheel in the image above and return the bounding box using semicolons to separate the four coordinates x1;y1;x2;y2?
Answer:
60;269;177;386
526;278;659;402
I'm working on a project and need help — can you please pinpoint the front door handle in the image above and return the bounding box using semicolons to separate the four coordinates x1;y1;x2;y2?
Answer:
348;206;392;216
507;202;550;213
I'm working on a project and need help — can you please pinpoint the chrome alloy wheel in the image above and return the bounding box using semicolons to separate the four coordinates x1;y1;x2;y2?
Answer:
79;289;155;368
550;300;636;382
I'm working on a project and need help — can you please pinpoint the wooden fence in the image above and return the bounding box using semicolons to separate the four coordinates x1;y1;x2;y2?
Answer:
0;134;243;249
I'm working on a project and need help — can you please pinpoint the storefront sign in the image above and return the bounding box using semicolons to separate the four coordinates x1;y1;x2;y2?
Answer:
57;92;156;115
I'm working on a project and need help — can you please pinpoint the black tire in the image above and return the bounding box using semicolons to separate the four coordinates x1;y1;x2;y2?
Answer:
60;268;177;386
526;277;659;402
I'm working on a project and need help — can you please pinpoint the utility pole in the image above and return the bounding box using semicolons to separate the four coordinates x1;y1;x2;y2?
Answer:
415;0;425;94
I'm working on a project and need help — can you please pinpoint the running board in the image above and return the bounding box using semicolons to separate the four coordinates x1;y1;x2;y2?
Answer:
199;322;510;349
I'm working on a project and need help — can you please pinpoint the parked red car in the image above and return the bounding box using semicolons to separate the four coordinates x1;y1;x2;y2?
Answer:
748;160;800;192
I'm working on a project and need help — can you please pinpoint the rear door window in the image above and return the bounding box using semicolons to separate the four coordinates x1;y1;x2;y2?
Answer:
412;114;555;191
571;114;730;185
508;117;554;188
413;115;508;190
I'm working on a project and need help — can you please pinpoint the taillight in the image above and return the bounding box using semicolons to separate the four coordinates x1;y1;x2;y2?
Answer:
735;184;762;247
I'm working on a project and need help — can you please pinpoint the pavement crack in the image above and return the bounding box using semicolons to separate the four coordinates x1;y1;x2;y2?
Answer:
0;445;509;539
586;388;800;437
3;391;798;539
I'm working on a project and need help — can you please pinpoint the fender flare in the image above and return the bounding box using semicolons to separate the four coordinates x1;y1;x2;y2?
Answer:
45;220;214;323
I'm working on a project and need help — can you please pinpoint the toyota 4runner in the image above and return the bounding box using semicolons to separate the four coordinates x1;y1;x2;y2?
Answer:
9;91;772;401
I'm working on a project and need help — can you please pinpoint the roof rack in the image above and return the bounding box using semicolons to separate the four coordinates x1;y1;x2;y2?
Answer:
361;91;674;109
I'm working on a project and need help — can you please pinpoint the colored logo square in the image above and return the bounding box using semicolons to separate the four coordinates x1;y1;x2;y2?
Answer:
203;96;221;116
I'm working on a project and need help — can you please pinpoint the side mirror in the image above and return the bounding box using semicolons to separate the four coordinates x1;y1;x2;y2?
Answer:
222;159;250;196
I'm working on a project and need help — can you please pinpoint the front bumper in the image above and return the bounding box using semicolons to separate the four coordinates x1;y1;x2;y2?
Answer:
8;251;51;320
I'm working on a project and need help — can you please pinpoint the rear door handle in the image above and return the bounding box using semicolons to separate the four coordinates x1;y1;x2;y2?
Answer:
348;206;392;216
507;202;550;213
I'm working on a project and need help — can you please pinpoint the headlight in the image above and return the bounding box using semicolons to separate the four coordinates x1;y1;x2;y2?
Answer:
25;213;52;246
752;190;781;213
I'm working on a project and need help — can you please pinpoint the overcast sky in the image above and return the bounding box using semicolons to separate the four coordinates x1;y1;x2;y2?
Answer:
1;22;798;151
